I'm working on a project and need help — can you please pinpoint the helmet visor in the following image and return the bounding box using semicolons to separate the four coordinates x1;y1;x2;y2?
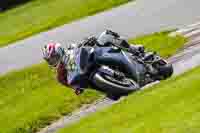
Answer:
45;54;61;67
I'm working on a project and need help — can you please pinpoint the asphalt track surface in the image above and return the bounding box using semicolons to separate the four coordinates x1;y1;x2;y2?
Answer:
37;26;200;133
1;0;200;74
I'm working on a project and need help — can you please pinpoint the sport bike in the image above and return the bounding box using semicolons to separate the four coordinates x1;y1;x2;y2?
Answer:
76;39;173;100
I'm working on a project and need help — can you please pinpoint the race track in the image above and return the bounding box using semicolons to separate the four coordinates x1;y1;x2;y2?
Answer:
37;25;200;133
0;0;200;74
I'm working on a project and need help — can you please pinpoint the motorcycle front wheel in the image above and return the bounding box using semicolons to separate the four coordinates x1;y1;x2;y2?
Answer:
91;71;139;98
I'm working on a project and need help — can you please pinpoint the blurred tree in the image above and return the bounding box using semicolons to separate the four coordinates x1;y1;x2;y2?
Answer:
0;0;31;11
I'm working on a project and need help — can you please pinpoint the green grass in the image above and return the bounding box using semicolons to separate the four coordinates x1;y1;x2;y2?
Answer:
129;31;187;58
0;63;102;133
0;0;131;47
0;31;186;132
58;66;200;133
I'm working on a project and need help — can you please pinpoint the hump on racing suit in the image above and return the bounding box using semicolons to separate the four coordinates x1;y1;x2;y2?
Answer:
56;30;145;94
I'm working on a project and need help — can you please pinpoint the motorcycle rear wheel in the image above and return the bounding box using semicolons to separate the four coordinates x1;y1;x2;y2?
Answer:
157;63;173;79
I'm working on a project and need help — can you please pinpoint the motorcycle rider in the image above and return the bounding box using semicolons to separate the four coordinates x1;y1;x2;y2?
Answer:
42;30;150;95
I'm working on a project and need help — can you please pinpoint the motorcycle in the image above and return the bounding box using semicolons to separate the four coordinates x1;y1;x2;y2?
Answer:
76;38;173;100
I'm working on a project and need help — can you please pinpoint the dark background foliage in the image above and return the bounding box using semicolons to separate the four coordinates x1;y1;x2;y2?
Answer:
0;0;31;11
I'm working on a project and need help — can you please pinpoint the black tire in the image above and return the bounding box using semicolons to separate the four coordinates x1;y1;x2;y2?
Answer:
92;72;139;96
106;93;121;101
0;7;6;11
157;64;173;79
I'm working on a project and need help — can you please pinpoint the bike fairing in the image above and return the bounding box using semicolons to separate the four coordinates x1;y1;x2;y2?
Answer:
51;30;173;96
58;46;143;92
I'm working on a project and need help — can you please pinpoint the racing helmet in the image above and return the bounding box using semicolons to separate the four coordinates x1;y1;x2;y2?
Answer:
42;42;65;67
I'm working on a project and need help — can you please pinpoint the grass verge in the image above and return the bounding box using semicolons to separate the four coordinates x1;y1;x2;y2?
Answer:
129;31;187;58
0;0;131;47
0;63;102;133
58;65;200;133
0;31;186;132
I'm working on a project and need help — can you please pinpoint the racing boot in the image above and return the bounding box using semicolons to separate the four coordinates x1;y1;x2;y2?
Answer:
142;52;155;62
